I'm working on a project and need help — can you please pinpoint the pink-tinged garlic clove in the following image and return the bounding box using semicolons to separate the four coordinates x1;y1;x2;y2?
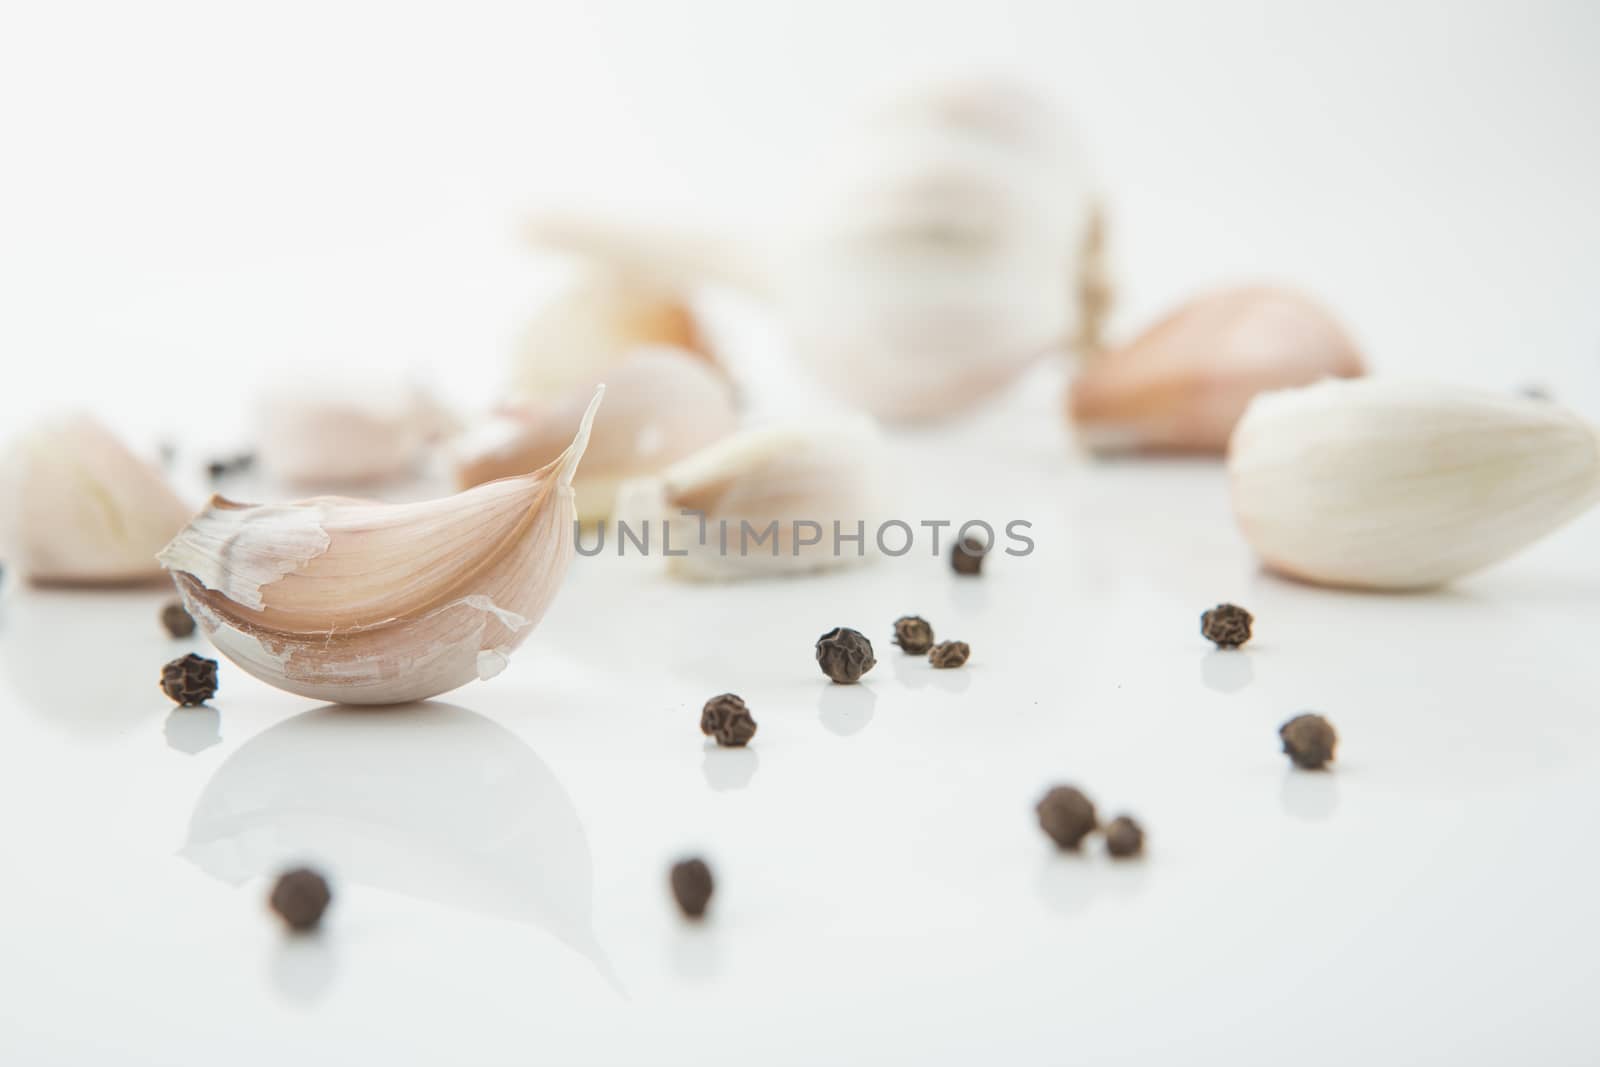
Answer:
1068;286;1365;455
256;379;455;488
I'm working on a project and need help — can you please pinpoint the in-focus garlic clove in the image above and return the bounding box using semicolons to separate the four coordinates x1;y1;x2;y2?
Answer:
256;377;455;487
453;348;736;522
158;390;603;705
0;415;193;585
1229;379;1600;590
1069;286;1365;455
614;415;887;581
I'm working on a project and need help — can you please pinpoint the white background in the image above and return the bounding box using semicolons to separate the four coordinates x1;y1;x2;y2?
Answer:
2;2;1600;1064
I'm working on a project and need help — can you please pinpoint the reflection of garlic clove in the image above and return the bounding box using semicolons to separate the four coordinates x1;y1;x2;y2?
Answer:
1229;380;1600;590
512;267;716;403
454;348;736;522
1070;287;1365;455
615;416;886;580
158;390;603;705
0;415;192;585
256;378;455;487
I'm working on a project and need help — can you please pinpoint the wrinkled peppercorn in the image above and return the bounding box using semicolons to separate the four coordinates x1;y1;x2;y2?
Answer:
1104;815;1145;858
700;693;757;747
670;857;714;920
1036;785;1097;850
892;615;935;655
816;627;875;684
160;653;218;706
1200;603;1253;648
269;867;331;932
951;536;987;576
928;641;970;669
160;600;196;638
1280;713;1337;769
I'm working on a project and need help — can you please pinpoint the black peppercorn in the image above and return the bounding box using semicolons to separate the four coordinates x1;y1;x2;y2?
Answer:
1036;785;1097;850
951;536;987;576
1280;713;1337;770
1200;603;1253;648
892;615;935;655
670;857;714;920
1104;815;1145;858
815;627;875;684
700;693;757;747
269;867;331;932
160;653;218;706
928;641;970;669
160;600;196;638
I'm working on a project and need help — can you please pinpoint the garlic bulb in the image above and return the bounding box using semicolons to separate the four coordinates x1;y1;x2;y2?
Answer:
256;377;454;487
1069;286;1365;455
614;415;886;580
158;390;603;705
527;79;1102;422
1229;380;1600;589
454;348;736;522
0;415;192;585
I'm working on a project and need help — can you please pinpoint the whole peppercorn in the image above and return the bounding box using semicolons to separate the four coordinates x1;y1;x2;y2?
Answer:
160;600;196;638
269;867;331;932
815;627;875;684
160;653;218;706
950;536;988;576
928;641;970;669
670;857;715;920
700;693;757;747
1280;713;1337;770
1104;815;1145;858
892;615;935;655
1036;785;1097;850
1200;603;1253;648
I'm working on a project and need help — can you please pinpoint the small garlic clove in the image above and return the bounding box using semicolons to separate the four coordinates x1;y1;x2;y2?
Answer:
614;415;887;581
1229;379;1600;590
453;348;737;521
256;376;455;487
159;389;603;705
0;415;193;585
1069;286;1365;455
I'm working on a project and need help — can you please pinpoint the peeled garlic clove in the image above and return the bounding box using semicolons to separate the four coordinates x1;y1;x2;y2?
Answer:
256;377;455;487
454;348;736;522
0;415;192;585
1070;287;1365;455
615;415;886;581
1229;380;1600;590
158;390;603;705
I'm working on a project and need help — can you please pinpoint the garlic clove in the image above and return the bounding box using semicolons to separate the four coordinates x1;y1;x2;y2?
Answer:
158;389;603;705
614;415;887;581
1229;379;1600;590
1070;286;1365;455
0;415;193;585
256;376;455;487
454;348;736;521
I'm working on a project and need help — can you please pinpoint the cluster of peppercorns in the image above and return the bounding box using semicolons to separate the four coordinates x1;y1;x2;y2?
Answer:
1035;785;1146;858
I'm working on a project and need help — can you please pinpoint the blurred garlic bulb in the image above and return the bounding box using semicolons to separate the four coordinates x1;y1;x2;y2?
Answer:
0;415;191;585
454;348;736;521
1070;287;1365;455
1229;380;1600;590
527;79;1102;422
257;377;454;486
512;266;715;402
159;390;602;704
615;415;886;580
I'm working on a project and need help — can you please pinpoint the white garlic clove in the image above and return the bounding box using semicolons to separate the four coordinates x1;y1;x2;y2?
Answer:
1229;379;1600;590
1069;286;1365;455
0;415;193;585
256;377;455;487
454;348;736;522
158;389;603;705
614;415;887;581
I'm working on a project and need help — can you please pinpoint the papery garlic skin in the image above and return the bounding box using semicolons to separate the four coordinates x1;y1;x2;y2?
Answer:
256;378;454;487
159;390;603;705
454;348;736;521
614;416;887;580
1229;380;1600;590
1070;287;1365;455
0;415;192;585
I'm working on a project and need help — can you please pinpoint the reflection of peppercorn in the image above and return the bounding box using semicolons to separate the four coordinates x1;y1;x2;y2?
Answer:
1036;785;1097;850
270;867;331;932
951;537;987;576
1104;815;1145;858
1280;713;1337;769
1200;603;1253;648
670;857;714;920
160;600;196;638
700;693;757;747
928;641;970;669
161;653;218;706
815;627;876;684
892;615;935;655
